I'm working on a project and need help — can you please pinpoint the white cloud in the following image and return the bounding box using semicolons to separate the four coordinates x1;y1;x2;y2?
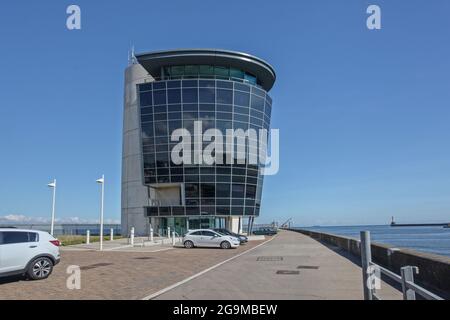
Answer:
0;214;119;225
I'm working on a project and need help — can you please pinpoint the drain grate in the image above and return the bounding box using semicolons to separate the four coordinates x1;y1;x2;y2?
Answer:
276;270;300;275
134;257;154;260
257;256;283;261
80;263;113;270
297;265;320;270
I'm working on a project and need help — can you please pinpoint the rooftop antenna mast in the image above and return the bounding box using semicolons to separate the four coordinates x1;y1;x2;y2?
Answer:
128;45;137;65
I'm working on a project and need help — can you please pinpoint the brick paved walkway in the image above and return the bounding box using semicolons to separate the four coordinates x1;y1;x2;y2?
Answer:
0;240;264;300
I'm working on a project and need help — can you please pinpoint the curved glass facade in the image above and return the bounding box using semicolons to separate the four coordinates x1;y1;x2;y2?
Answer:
162;65;259;86
138;78;272;218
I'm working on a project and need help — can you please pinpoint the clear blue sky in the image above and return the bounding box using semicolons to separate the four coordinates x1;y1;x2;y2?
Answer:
0;0;449;226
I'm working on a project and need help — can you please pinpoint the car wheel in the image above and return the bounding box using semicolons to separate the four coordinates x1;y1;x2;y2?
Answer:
220;241;231;249
184;240;194;249
27;257;53;280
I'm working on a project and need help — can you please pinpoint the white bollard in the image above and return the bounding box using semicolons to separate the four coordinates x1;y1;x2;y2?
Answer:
150;228;154;242
110;228;114;241
130;227;135;246
172;231;176;246
86;230;90;244
167;227;171;239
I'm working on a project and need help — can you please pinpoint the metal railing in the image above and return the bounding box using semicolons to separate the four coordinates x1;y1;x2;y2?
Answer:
360;231;444;300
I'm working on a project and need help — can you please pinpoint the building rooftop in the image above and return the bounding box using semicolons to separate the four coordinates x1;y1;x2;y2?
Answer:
135;49;276;91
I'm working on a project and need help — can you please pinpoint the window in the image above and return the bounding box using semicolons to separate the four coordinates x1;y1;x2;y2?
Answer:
199;65;214;76
141;114;153;123
28;233;39;242
144;155;155;168
214;66;229;78
244;73;257;85
155;122;168;136
217;89;232;104
168;89;181;104
191;231;203;236
199;88;215;103
153;82;166;90
156;153;169;167
171;66;185;77
202;231;217;237
216;183;230;197
234;91;250;106
172;207;185;216
235;83;250;92
153;90;167;105
184;65;199;76
232;184;245;198
167;80;181;88
169;120;182;133
142;123;154;139
139;83;152;91
185;183;199;198
217;81;233;89
230;68;245;79
1;232;30;244
182;88;198;103
140;92;153;106
154;105;167;113
216;206;231;215
201;183;215;198
251;95;265;112
199;80;215;88
154;113;167;121
246;185;257;199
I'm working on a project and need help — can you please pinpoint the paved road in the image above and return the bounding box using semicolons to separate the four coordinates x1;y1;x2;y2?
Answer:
155;230;402;300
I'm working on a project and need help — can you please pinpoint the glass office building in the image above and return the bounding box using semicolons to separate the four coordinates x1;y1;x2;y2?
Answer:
121;49;276;236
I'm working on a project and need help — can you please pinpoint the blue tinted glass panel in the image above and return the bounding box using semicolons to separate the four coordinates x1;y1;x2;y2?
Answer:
140;92;153;106
168;89;181;104
183;88;198;103
234;91;250;106
153;90;166;105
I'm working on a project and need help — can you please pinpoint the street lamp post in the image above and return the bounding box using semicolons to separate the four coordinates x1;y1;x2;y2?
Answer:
96;175;105;251
47;179;57;236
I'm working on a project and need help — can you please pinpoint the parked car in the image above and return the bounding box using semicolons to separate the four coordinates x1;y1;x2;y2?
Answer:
253;228;278;236
183;229;240;249
213;228;248;244
0;229;61;280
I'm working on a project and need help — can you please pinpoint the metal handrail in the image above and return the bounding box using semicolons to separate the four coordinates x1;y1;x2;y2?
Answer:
361;231;444;301
369;262;402;282
405;280;444;300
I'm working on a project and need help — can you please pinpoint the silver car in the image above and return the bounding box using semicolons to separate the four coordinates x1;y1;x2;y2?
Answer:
183;229;240;249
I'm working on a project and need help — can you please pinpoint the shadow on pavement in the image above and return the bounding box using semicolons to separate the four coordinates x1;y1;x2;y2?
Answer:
0;275;25;285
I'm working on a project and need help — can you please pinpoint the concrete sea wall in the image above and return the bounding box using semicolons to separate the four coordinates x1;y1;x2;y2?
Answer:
288;228;450;299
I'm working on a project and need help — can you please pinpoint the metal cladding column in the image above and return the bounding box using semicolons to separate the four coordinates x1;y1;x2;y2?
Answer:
121;63;154;236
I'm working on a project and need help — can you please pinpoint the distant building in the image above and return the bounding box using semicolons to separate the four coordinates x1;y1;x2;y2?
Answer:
121;49;276;236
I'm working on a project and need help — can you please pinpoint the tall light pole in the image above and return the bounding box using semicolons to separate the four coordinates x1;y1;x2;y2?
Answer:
47;179;57;236
96;175;105;251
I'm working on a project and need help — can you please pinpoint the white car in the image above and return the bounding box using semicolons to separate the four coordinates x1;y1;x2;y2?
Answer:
0;228;61;280
183;229;240;249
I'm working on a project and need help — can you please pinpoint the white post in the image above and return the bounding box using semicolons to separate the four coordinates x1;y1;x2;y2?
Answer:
96;175;105;251
48;179;57;236
172;231;176;246
167;227;171;239
110;228;114;241
130;227;135;246
361;231;373;300
86;230;90;244
150;228;154;242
